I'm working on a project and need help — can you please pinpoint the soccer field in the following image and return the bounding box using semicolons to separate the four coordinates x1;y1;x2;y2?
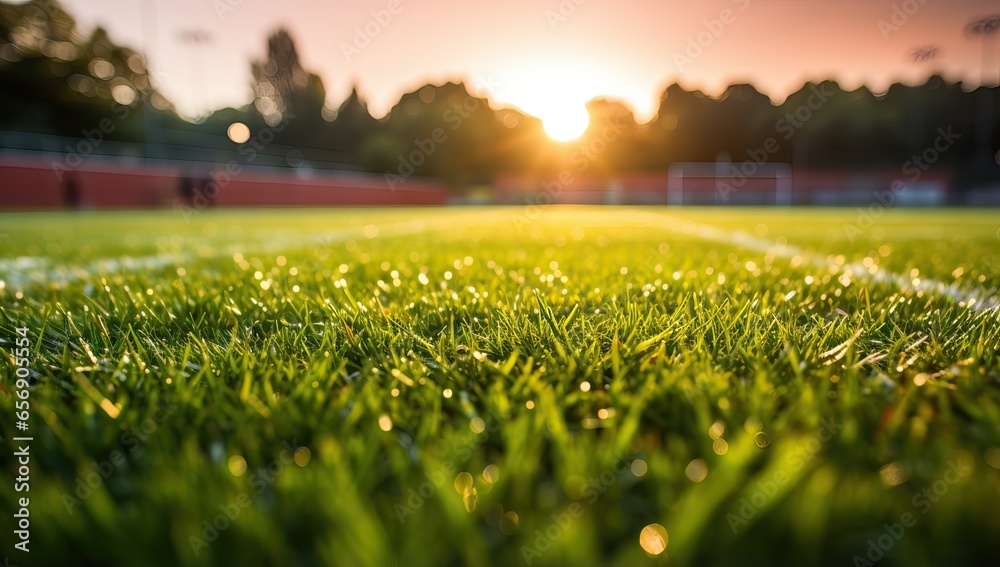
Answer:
1;206;999;567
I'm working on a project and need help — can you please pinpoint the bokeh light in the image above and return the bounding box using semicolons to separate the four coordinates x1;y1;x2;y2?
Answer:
631;458;648;477
639;523;669;555
685;459;708;483
378;414;393;432
293;447;311;467
227;455;247;477
227;122;251;143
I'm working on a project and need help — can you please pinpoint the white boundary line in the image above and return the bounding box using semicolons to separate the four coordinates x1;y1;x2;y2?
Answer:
1;209;996;312
632;211;998;312
0;218;438;289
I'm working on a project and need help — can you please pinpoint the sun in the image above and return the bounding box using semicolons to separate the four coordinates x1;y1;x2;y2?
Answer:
541;104;590;142
481;62;595;142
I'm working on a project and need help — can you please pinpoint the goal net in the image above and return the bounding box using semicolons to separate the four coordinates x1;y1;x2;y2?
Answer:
667;162;792;206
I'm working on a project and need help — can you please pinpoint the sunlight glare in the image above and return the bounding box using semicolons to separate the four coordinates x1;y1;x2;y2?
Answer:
542;103;589;141
486;60;598;142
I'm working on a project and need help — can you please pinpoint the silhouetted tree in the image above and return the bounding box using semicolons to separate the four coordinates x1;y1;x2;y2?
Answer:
2;0;999;191
327;86;379;155
251;28;319;124
0;0;169;142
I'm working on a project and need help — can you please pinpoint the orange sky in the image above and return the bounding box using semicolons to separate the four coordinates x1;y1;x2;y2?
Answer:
41;0;1000;122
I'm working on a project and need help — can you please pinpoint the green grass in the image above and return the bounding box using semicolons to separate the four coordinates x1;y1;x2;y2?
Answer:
1;206;999;567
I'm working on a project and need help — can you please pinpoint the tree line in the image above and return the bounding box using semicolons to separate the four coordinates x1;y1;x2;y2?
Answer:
1;1;997;192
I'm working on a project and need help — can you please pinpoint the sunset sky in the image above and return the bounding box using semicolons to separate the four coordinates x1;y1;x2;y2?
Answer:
40;0;1000;123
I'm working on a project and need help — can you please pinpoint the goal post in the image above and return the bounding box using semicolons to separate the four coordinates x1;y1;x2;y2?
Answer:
667;161;792;206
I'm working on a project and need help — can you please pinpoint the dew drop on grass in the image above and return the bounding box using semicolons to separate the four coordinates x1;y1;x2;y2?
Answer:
464;487;478;513
879;462;907;486
639;523;668;555
454;472;474;495
378;414;393;432
709;421;725;439
984;448;1000;470
713;438;729;455
631;459;648;477
499;511;518;534
482;464;500;484
227;455;247;477
685;459;708;483
754;432;770;448
293;447;311;467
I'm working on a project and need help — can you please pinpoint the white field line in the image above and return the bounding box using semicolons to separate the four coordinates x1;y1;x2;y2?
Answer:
0;218;437;289
633;211;998;312
2;209;996;312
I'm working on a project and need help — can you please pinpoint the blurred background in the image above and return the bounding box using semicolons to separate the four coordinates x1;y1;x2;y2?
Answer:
1;0;999;209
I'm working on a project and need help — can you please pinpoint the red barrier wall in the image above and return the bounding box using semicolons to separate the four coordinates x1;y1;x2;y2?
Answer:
0;156;450;209
0;160;72;207
495;170;952;205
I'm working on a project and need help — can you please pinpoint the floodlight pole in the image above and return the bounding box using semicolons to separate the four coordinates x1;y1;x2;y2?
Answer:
668;165;683;206
907;46;939;153
179;29;213;118
966;16;1000;163
139;0;162;164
